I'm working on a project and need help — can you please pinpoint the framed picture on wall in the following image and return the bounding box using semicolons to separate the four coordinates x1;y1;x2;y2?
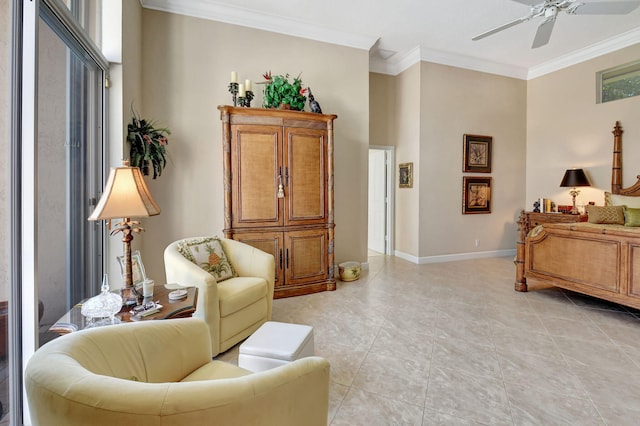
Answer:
463;134;492;173
463;176;492;214
399;162;413;188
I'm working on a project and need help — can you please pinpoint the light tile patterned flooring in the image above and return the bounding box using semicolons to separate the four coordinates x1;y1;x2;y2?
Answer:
217;254;640;425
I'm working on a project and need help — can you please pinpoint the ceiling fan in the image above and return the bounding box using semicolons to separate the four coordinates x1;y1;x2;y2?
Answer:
472;0;640;48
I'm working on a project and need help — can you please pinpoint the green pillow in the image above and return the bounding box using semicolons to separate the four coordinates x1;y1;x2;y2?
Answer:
177;237;238;282
624;206;640;227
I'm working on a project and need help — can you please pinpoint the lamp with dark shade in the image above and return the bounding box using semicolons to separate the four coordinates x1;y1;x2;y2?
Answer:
560;168;590;214
88;163;160;304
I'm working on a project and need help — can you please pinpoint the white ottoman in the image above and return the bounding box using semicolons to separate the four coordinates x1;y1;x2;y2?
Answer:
238;321;314;372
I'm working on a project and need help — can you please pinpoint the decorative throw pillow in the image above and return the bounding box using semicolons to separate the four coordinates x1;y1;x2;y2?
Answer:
609;193;640;208
177;237;238;282
624;207;640;227
586;205;624;224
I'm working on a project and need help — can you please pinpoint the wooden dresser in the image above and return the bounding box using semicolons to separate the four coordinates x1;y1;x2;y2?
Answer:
514;210;587;291
218;106;337;298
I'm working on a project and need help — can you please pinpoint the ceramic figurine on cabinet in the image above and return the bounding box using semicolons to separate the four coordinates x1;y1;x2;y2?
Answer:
308;88;322;114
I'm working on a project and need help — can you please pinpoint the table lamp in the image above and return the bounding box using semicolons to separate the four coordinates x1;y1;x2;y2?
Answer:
88;163;160;304
560;168;590;214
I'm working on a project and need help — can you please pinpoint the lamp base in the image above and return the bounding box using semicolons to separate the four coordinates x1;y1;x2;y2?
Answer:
120;286;144;306
570;194;579;214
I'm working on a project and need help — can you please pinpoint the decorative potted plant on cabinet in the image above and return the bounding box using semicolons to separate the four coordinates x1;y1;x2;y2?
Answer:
261;71;307;111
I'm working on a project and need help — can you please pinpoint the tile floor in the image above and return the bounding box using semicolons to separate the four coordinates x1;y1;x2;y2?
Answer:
217;253;640;425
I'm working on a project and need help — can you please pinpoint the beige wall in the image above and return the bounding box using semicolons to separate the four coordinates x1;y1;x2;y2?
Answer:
527;43;640;210
121;0;143;134
138;10;370;282
369;72;396;148
393;64;421;257
106;0;144;285
370;62;526;260
0;0;8;301
419;62;527;257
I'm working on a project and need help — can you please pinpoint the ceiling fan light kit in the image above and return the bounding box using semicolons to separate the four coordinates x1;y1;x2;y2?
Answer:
472;0;640;48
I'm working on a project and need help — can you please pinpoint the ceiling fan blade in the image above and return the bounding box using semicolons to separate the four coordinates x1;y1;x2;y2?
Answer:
532;17;556;48
472;16;531;41
572;1;640;14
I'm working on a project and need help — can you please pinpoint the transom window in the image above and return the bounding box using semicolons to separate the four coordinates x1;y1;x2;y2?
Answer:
597;60;640;103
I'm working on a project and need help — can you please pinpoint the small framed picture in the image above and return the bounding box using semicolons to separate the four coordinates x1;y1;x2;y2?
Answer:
399;162;413;188
463;176;492;214
117;250;147;287
463;134;492;173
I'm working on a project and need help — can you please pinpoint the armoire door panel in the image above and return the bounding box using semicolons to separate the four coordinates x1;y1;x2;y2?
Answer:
285;128;327;226
233;231;284;288
231;125;282;228
285;229;327;285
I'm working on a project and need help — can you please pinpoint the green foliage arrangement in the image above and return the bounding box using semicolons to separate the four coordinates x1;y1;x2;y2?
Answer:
127;111;170;179
261;71;307;111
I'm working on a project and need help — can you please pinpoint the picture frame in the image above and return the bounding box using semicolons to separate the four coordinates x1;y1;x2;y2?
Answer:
117;250;147;287
399;162;413;188
462;176;492;214
463;134;492;173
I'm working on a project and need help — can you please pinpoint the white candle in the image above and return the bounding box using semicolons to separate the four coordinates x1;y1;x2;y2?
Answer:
245;79;252;92
238;83;245;97
230;71;238;83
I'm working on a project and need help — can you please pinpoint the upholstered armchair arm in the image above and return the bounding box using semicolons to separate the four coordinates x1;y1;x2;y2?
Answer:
165;356;330;425
164;242;221;351
221;238;275;319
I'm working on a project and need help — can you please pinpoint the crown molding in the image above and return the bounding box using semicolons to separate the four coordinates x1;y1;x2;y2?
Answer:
141;0;639;80
419;47;528;80
369;46;421;75
371;29;640;80
370;46;528;79
527;27;640;79
140;0;378;50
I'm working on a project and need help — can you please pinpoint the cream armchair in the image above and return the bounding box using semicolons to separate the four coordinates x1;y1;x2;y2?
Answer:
25;318;330;426
164;236;275;356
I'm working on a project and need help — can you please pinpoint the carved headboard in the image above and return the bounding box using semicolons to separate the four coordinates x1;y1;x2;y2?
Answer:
612;121;640;196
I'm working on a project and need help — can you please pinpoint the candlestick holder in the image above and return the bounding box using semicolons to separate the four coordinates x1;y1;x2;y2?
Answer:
244;90;254;107
228;82;239;106
238;96;246;107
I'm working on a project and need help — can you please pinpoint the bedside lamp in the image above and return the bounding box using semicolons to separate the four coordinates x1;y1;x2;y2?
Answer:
88;163;160;304
560;168;590;214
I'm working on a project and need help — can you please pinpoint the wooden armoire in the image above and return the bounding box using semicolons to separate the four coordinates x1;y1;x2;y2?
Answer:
218;106;337;298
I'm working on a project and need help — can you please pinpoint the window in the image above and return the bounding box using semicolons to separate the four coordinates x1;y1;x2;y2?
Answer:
9;0;108;423
37;7;105;341
598;60;640;103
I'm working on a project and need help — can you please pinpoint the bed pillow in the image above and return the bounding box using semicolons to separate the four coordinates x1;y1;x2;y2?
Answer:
608;193;640;208
586;205;625;225
177;236;238;282
624;207;640;227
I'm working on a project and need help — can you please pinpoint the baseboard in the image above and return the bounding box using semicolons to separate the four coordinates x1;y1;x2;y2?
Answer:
394;249;516;264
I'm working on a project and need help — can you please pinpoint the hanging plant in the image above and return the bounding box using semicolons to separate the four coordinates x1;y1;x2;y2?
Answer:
127;110;170;179
260;71;307;111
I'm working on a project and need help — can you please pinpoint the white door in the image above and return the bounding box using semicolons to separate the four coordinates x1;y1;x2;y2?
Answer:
368;149;387;254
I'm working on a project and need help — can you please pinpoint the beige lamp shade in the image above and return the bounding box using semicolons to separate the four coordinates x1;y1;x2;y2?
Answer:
89;166;160;220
